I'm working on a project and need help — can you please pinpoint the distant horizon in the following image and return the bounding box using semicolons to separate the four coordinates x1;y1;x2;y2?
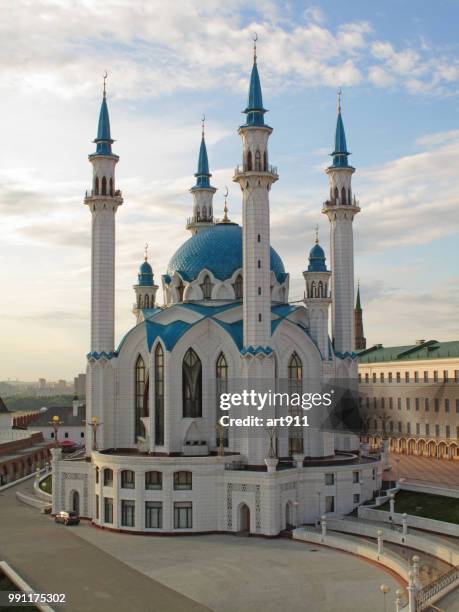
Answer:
1;1;458;379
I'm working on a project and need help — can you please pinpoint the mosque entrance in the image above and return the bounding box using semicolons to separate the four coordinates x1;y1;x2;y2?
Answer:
71;490;80;514
238;503;250;533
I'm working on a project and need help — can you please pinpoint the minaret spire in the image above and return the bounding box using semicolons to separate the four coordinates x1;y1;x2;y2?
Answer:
187;117;216;235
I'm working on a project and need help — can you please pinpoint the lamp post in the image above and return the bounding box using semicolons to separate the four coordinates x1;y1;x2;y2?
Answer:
84;416;103;451
48;415;63;448
380;584;390;612
395;456;400;482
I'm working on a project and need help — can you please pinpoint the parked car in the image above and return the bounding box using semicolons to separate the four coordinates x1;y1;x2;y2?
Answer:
54;510;80;525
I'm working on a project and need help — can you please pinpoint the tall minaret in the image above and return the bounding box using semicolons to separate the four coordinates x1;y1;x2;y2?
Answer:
85;75;123;354
354;282;366;350
187;118;216;235
233;39;278;349
322;91;360;354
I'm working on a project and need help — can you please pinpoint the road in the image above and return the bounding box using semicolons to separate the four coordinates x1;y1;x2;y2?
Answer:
0;480;211;612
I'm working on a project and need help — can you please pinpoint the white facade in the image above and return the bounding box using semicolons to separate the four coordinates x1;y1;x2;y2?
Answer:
53;55;380;535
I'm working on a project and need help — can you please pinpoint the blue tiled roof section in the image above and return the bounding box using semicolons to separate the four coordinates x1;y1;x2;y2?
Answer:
213;319;244;351
330;110;350;168
91;94;116;157
167;223;286;282
242;61;268;128
272;304;299;317
192;137;213;190
308;243;328;272
138;260;154;286
179;302;239;316
146;320;191;352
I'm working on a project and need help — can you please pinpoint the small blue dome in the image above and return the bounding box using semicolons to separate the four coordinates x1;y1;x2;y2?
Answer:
167;223;286;282
138;260;154;286
308;243;328;272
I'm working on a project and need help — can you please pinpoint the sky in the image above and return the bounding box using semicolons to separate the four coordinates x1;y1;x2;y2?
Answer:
1;0;459;380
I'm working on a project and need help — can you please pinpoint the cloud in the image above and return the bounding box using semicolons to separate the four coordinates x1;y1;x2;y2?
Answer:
0;2;457;99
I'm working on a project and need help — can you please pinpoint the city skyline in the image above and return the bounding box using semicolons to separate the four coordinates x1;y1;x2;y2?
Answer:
1;0;459;379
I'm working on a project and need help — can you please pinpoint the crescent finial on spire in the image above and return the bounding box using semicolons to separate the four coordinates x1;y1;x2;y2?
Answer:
253;32;258;64
337;87;342;114
103;70;108;97
315;223;319;244
144;242;149;261
201;114;206;139
222;186;230;223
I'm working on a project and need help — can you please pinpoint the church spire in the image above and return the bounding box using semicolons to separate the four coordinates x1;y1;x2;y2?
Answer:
242;34;267;127
354;282;366;350
330;89;350;168
92;71;115;157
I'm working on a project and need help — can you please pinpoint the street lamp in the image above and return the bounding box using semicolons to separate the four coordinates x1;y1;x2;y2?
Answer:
83;416;103;451
48;415;63;448
380;584;390;612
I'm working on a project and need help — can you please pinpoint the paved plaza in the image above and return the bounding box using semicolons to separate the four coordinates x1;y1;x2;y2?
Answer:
384;453;459;488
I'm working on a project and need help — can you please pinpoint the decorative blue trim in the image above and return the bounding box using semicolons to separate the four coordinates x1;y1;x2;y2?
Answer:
87;350;118;361
335;350;359;360
241;345;273;356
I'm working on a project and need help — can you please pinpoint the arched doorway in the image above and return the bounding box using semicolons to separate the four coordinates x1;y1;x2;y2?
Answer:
285;501;294;530
238;503;250;533
71;490;80;514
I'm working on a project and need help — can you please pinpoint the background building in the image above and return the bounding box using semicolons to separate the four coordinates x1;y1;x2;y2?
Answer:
358;340;459;459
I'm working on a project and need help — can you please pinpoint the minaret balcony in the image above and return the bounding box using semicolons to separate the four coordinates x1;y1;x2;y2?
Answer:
323;196;360;208
186;215;214;227
84;189;123;201
233;164;278;179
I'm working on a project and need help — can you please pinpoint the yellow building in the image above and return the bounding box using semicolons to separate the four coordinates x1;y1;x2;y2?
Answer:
358;340;459;459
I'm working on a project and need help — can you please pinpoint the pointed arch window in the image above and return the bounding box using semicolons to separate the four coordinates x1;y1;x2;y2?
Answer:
109;177;113;196
263;151;267;171
155;343;164;445
200;275;212;300
341;186;346;205
247;150;252;171
202;205;207;220
288;352;303;455
216;352;229;447
135;355;149;441
233;274;243;299
334;186;339;202
144;295;149;308
183;348;202;418
101;176;107;196
317;281;324;298
94;176;99;195
310;281;316;298
255;150;261;171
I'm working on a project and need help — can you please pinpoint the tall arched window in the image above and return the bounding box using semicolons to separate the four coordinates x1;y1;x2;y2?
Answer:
233;274;243;299
247;150;252;171
109;177;113;196
155;343;164;445
317;281;324;298
334;186;339;201
177;280;184;302
135;355;147;440
102;176;107;196
200;275;212;300
183;348;202;418
216;352;229;447
94;176;99;195
288;352;303;455
263;151;267;171
310;281;316;298
144;295;149;308
341;186;347;205
202;205;207;220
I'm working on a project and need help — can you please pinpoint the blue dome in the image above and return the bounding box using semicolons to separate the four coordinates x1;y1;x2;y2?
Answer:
138;260;154;286
167;223;286;282
308;243;328;272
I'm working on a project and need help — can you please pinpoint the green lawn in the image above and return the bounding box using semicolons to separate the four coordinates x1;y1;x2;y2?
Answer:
39;474;52;494
379;491;459;524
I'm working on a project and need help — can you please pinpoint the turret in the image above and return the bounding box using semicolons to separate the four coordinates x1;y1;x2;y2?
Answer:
133;245;159;322
322;91;360;354
354;283;366;350
187;118;216;235
303;233;332;359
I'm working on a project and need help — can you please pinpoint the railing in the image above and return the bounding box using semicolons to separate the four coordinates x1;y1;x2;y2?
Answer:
186;216;213;226
85;189;122;198
323;196;359;208
416;566;459;610
234;164;278;176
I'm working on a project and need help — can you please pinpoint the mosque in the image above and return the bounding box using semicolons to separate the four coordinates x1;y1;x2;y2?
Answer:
51;44;382;535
